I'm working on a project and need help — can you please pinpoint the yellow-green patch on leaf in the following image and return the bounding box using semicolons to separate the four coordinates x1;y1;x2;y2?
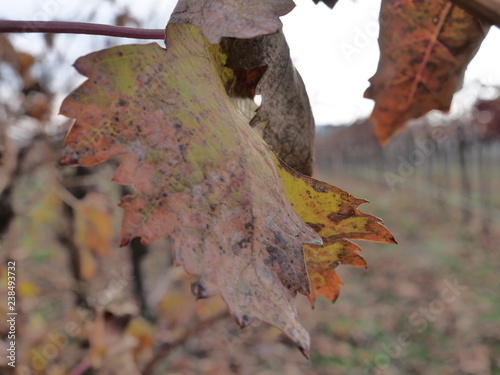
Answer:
275;156;395;305
276;159;395;244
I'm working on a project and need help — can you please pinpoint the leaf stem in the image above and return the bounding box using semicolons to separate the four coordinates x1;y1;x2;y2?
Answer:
0;20;165;40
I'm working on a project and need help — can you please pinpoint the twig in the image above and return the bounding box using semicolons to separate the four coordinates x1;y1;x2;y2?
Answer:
142;311;229;375
0;20;164;40
129;237;153;321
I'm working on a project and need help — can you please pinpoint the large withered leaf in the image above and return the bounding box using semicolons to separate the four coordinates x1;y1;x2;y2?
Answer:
365;0;489;144
169;0;295;44
223;31;315;176
60;23;321;352
276;160;396;306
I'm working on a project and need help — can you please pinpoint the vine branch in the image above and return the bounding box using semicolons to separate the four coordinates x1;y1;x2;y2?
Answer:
0;20;165;40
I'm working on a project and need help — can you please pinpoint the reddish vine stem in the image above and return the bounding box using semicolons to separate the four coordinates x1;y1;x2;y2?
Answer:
0;20;164;40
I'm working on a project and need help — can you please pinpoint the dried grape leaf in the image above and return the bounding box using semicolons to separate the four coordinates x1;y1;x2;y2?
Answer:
224;31;315;176
169;0;295;44
60;23;321;352
365;0;489;144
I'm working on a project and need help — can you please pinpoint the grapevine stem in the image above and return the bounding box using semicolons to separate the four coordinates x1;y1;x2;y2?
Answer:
0;20;164;40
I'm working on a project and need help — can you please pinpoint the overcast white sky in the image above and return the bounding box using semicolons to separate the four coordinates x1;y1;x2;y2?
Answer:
3;0;500;125
283;0;500;124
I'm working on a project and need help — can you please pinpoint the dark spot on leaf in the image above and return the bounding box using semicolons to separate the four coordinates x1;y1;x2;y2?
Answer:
239;314;251;328
273;232;288;250
306;222;325;233
61;148;81;165
327;211;351;224
232;238;249;255
311;182;328;193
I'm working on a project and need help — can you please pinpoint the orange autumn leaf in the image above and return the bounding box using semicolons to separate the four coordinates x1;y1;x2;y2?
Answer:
304;239;366;305
365;0;489;144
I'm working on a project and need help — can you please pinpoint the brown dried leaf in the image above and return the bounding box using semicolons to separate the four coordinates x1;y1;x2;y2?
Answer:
224;31;315;176
169;0;295;43
365;0;489;144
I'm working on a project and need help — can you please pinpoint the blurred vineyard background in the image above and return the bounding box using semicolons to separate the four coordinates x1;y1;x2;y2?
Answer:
316;98;500;238
1;1;500;374
311;107;500;375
